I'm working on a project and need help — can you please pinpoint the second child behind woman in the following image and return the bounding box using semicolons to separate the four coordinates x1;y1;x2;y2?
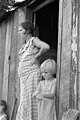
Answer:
0;100;7;120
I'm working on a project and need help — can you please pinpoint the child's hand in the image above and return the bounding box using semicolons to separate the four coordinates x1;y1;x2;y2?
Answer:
36;94;43;100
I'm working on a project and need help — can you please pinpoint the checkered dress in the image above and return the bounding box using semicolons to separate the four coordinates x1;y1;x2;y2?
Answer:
16;37;41;120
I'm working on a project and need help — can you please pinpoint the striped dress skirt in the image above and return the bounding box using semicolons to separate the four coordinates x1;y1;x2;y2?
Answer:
16;59;41;120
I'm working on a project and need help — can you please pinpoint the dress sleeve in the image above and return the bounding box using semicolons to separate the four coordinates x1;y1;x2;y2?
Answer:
51;79;56;94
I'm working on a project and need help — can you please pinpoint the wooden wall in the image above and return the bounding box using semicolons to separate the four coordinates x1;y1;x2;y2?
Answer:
57;0;80;120
0;6;32;120
57;0;72;119
78;0;80;111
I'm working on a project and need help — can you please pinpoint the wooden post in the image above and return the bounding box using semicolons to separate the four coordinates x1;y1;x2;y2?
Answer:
2;17;13;102
57;0;80;119
0;22;7;100
57;0;72;119
69;0;79;109
56;0;63;119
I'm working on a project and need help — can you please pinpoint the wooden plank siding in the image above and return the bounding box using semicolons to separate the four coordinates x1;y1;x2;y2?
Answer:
78;0;80;111
69;0;79;109
57;0;80;119
2;14;14;102
56;0;63;119
0;21;7;100
8;12;18;120
57;0;72;119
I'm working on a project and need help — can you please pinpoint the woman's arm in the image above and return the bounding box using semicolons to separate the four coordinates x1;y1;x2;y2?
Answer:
33;37;50;59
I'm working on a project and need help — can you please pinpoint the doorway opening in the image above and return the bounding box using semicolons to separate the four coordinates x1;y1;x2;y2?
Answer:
35;0;59;63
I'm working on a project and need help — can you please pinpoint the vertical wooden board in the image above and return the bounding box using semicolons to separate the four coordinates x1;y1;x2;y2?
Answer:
26;7;32;22
0;21;7;99
2;15;13;102
0;21;7;98
11;10;20;120
6;10;20;120
69;0;79;109
56;0;63;118
18;6;26;25
0;24;2;99
78;0;80;111
58;0;72;119
6;13;16;120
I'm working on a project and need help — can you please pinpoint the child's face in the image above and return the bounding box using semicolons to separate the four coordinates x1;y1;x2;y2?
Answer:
41;71;53;80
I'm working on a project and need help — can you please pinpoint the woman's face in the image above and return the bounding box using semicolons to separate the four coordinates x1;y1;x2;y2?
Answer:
18;26;27;40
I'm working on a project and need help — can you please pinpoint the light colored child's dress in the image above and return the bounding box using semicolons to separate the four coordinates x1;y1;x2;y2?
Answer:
0;114;7;120
34;79;57;120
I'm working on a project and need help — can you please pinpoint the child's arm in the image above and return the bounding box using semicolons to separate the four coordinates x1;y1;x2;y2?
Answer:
41;93;55;99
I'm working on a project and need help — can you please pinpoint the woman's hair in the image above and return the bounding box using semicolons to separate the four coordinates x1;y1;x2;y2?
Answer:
20;21;39;36
20;21;35;35
0;100;7;111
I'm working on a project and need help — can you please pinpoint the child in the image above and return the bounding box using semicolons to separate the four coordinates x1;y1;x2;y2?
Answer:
0;100;7;120
33;59;57;120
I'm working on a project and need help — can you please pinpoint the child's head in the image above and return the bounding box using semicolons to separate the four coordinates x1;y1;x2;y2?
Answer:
41;59;57;80
0;100;7;112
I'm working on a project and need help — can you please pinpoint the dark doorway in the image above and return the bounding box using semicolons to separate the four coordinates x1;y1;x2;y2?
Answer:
35;0;59;63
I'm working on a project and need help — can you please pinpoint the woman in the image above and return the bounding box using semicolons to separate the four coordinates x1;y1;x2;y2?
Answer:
16;21;50;120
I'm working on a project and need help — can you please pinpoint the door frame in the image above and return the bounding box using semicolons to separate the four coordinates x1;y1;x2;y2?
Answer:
32;0;59;119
